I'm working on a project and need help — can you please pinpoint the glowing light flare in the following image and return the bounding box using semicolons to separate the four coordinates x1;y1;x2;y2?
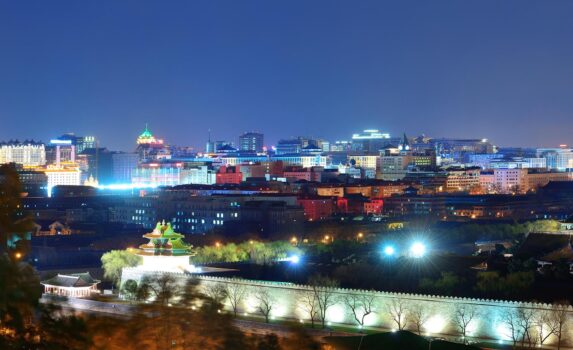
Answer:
425;315;446;334
383;245;395;256
363;312;378;327
410;242;426;258
288;255;300;264
326;304;345;323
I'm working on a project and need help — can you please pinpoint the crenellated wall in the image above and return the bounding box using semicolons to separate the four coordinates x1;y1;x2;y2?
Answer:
121;267;573;348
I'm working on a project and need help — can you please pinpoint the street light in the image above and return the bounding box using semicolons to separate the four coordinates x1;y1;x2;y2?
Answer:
383;245;395;256
410;242;426;258
288;255;300;264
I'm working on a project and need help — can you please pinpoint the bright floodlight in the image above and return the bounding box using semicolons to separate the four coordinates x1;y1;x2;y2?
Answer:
383;245;395;256
410;242;426;258
289;255;300;264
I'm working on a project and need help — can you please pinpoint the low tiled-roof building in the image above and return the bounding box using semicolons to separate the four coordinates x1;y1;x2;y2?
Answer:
41;272;100;298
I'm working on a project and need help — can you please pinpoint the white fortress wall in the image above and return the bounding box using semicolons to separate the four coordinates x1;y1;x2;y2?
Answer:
121;267;573;347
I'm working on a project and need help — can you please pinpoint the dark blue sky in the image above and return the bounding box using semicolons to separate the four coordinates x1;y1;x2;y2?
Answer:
1;1;572;151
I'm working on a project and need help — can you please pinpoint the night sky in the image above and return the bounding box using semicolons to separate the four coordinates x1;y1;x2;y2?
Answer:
1;1;572;151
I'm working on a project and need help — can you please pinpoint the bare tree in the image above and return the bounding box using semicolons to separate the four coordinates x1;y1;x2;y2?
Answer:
309;275;339;328
343;293;376;328
453;304;478;341
223;281;247;317
516;308;535;348
203;283;227;305
299;290;320;328
138;274;179;306
550;302;570;350
387;298;408;331
408;303;431;335
533;310;558;346
255;289;276;323
500;309;522;348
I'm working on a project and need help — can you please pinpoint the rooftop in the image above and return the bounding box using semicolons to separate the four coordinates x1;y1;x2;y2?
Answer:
41;272;100;288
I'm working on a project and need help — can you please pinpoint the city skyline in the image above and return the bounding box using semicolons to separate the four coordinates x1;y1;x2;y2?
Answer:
2;0;573;150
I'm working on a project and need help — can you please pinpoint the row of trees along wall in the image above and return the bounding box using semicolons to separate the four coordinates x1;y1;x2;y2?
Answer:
121;268;573;348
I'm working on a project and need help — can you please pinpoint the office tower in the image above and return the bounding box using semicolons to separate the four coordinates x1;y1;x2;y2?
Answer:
112;152;139;183
239;132;264;152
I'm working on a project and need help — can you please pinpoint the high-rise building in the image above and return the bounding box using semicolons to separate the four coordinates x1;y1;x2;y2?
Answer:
49;133;97;154
276;138;304;155
46;138;76;166
0;140;46;166
112;152;139;183
239;132;264;152
351;129;395;153
79;148;114;184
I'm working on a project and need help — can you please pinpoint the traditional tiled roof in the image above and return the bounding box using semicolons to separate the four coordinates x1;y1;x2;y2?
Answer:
41;272;100;288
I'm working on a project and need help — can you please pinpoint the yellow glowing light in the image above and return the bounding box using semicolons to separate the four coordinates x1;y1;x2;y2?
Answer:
425;315;446;334
215;242;221;248
14;252;22;259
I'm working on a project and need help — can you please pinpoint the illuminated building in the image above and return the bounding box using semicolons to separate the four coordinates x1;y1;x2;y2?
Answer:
445;167;481;192
0;140;46;166
216;165;243;184
83;175;99;187
347;154;378;170
41;272;100;298
135;124;169;162
136;221;197;272
47;138;75;167
215;144;238;155
79;147;114;184
282;166;323;182
364;198;384;215
132;162;182;187
182;165;216;185
276;138;304;154
537;147;573;171
44;164;81;196
351;129;393;152
337;164;362;179
297;196;335;221
330;140;351;152
239;132;264;152
492;168;527;193
481;168;573;194
237;163;267;181
131;162;217;187
487;157;547;169
378;147;411;180
428;138;495;162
